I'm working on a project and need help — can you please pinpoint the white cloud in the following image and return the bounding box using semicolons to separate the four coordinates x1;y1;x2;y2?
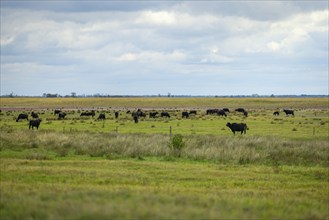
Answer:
0;2;328;96
116;50;186;63
0;36;15;46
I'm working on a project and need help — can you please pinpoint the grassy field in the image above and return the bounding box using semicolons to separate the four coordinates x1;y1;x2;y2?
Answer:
1;157;328;219
1;97;328;109
0;97;328;219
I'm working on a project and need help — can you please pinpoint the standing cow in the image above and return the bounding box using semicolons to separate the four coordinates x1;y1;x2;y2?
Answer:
226;122;248;135
149;112;158;118
132;112;139;123
31;112;39;118
283;109;294;116
29;119;42;130
161;112;170;118
97;113;106;120
217;109;227;117
182;111;189;118
58;112;67;120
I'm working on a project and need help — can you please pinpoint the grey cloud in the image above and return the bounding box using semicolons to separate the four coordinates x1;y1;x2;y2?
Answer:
0;1;174;12
0;1;328;96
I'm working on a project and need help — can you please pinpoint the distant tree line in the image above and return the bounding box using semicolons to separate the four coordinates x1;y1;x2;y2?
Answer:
1;92;328;98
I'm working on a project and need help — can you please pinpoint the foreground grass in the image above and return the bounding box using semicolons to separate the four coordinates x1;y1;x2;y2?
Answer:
1;157;328;220
1;130;328;166
1;130;328;219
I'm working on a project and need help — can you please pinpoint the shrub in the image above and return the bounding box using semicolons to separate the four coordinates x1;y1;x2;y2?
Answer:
168;134;185;157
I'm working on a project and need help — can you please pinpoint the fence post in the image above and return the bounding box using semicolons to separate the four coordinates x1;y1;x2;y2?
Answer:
170;126;172;138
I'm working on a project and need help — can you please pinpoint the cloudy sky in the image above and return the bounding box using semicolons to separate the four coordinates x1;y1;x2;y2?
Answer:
1;1;328;96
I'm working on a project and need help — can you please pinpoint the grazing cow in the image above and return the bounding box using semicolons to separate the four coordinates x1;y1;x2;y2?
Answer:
58;112;67;120
182;111;189;118
16;113;29;122
189;110;197;115
31;112;39;118
206;109;219;115
54;109;61;115
217;109;227;117
283;109;294;116
235;108;248;117
29;118;41;130
80;111;95;117
223;108;230;113
235;108;246;113
97;113;106;120
161;112;170;118
149;112;158;118
226;122;248;135
115;111;119;119
273;111;280;116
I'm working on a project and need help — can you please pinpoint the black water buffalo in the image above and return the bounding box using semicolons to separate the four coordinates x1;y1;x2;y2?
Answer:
97;113;106;120
161;112;170;118
149;112;158;118
80;111;95;117
226;122;248;135
182;111;189;118
16;113;29;122
132;112;139;123
138;111;146;118
283;109;294;116
206;109;219;115
115;111;119;119
189;110;197;115
29;118;41;130
131;111;145;118
58;112;67;120
31;112;39;118
133;110;146;118
54;109;61;115
235;108;248;117
273;111;280;116
235;108;245;113
217;109;227;117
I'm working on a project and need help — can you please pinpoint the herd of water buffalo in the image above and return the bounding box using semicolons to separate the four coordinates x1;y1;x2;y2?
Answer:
14;108;296;135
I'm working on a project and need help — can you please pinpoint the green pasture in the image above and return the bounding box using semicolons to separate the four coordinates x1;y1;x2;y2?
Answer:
1;157;328;220
0;97;328;219
1;107;328;140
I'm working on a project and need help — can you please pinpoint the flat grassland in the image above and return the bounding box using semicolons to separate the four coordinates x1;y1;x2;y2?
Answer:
1;97;328;109
0;97;328;219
